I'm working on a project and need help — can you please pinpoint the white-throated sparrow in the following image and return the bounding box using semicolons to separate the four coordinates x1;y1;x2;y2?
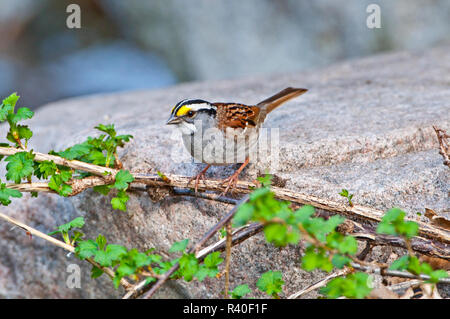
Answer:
166;87;308;194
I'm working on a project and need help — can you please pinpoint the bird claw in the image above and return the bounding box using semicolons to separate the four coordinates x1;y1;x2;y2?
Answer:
219;174;240;197
187;165;210;194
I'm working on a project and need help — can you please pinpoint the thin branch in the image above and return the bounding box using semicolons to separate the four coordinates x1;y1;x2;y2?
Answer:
351;263;450;284
0;211;74;252
131;173;450;245
136;195;249;299
433;126;450;168
287;268;352;299
0;211;132;290
224;222;232;299
1;146;449;295
1;145;448;245
6;175;113;196
0;146;117;176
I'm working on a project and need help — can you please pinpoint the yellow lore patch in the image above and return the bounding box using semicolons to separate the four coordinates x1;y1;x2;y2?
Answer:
176;105;191;117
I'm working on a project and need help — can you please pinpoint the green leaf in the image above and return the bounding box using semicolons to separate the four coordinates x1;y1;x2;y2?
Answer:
59;168;73;182
195;267;211;281
293;205;315;223
91;266;104;279
111;190;129;211
105;244;128;261
257;174;272;187
116;263;136;278
75;239;98;259
5;151;35;183
389;255;409;271
113;170;134;190
377;208;419;239
58;142;92;160
320;272;372;299
37;161;57;179
144;276;157;286
93;185;111;195
8;107;34;124
232;203;254;227
2;92;20;108
337;236;358;255
48;173;73;197
263;223;300;246
407;256;422;275
204;252;224;268
0;182;22;205
397;221;419;239
428;270;448;283
95;124;116;137
331;254;351;269
305;215;344;243
256;270;284;297
72;230;84;243
179;253;199;282
96;234;107;250
94;250;111;266
49;216;85;235
132;252;153;268
339;189;349;197
0;93;18;122
376;222;396;236
17;125;33;141
231;284;251;299
115;134;133;144
169;239;189;253
301;246;333;272
88;150;106;166
0;103;14;122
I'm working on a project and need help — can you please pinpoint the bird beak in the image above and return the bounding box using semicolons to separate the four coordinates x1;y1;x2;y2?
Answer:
166;115;181;125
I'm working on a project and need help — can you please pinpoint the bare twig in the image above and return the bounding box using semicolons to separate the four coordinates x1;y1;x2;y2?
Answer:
1;146;448;245
287;268;352;299
0;146;117;176
121;223;261;299
136;195;249;299
351;263;450;284
0;212;74;252
224;222;232;299
433;126;450;168
131;173;450;245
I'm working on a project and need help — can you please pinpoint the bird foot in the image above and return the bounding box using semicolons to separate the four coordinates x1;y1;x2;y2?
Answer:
187;165;210;193
219;172;240;196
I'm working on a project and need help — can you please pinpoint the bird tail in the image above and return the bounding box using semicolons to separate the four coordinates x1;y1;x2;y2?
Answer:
257;87;308;115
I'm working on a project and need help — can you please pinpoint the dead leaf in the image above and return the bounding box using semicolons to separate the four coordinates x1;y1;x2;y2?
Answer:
424;208;450;231
400;284;442;299
420;255;450;271
369;286;399;299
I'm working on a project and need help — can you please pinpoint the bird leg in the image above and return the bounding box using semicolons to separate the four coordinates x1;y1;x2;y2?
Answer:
188;164;211;193
220;157;250;196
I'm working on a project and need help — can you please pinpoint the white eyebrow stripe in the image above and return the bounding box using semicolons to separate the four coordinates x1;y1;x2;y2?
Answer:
189;103;215;111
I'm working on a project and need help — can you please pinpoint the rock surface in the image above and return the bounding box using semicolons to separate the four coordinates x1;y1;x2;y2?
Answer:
0;47;449;298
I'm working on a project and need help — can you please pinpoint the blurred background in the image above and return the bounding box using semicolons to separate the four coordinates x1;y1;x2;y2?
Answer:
0;0;449;109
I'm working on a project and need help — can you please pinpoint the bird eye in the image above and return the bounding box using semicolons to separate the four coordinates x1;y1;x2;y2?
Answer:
187;110;195;117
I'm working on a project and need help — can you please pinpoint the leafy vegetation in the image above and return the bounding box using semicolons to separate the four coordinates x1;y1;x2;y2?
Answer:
0;92;447;299
0;92;134;210
339;189;354;207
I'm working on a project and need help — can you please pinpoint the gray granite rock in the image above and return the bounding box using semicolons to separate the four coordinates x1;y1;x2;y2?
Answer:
0;46;449;298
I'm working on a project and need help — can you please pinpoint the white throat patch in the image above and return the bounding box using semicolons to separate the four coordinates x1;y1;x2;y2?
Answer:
177;121;197;135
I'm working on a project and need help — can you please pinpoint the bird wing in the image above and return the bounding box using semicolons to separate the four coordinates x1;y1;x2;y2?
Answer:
214;103;260;130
